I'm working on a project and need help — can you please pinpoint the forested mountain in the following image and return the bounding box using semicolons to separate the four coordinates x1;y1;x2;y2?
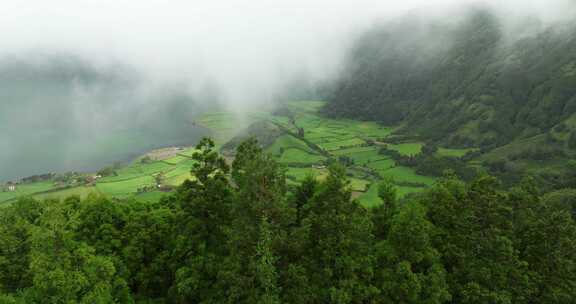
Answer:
324;6;576;150
1;137;575;303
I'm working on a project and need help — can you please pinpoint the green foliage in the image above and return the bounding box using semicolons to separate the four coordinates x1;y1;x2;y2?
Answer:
324;6;576;151
1;137;576;303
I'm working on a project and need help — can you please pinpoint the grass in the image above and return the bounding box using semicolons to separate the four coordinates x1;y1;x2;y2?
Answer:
286;167;327;181
196;112;238;130
163;155;190;165
0;181;59;203
267;135;316;156
388;143;423;156
318;138;365;151
366;158;395;171
178;148;199;157
279;149;325;164
346;149;387;165
437;147;476;158
35;186;99;200
358;183;381;207
357;182;427;208
287;101;327;113
96;175;155;197
1;101;437;205
164;165;194;186
333;146;378;156
397;186;425;197
380;166;435;186
349;178;370;192
138;161;175;175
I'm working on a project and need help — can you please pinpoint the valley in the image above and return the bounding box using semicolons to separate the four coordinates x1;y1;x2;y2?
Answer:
1;100;474;207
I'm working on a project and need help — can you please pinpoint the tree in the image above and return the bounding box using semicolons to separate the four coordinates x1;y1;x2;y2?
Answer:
0;197;42;293
377;202;451;303
223;138;289;302
425;175;534;303
303;164;377;303
254;216;280;304
27;199;132;303
173;137;233;303
372;178;398;239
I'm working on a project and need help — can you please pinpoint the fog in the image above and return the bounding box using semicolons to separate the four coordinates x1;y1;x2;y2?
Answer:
1;0;575;180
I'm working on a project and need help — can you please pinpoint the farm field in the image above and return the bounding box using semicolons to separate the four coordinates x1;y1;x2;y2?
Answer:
34;186;99;201
263;100;437;207
0;147;199;204
388;143;423;156
1;101;439;208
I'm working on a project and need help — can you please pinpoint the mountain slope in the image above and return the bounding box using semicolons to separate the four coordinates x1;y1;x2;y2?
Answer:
323;6;576;151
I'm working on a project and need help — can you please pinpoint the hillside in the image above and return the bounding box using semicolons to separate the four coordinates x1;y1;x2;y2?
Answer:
324;6;576;152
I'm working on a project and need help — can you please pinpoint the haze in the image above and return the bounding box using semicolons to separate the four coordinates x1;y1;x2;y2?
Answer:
1;0;574;181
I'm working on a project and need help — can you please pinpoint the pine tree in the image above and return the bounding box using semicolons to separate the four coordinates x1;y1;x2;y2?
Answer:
254;216;280;304
173;137;234;303
377;202;451;303
304;164;377;303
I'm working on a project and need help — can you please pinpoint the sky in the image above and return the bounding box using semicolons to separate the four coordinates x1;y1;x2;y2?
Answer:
0;0;575;180
0;0;466;107
1;0;574;107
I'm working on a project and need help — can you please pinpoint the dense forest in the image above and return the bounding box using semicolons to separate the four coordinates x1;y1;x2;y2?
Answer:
1;137;575;303
324;6;576;149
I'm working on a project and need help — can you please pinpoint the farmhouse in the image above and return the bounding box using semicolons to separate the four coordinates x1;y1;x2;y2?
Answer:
6;182;16;192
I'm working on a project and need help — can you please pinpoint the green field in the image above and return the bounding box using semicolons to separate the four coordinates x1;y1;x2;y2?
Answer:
2;101;439;208
437;147;476;158
357;183;381;207
35;186;99;200
380;166;435;186
366;158;395;171
267;135;316;155
318;138;366;151
0;182;57;203
286;167;328;181
279;149;325;164
346;149;387;165
266;101;436;207
388;143;423;156
96;175;155;197
163;155;190;165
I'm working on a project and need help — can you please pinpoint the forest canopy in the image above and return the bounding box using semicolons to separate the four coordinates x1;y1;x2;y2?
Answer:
1;137;575;303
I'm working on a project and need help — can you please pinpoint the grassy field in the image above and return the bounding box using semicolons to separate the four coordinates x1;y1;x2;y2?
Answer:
2;101;439;208
437;147;476;158
35;186;99;200
380;166;435;186
279;149;325;164
286;167;328;181
96;175;155;197
268;101;436;207
388;143;423;156
366;158;395;171
0;182;57;203
346;149;387;165
267;135;316;155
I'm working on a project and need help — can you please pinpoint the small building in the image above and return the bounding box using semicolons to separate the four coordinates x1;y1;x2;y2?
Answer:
6;182;16;192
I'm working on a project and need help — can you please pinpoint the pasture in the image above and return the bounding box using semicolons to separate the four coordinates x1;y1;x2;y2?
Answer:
1;100;441;208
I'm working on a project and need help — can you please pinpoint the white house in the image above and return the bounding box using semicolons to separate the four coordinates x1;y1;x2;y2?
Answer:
7;183;16;192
